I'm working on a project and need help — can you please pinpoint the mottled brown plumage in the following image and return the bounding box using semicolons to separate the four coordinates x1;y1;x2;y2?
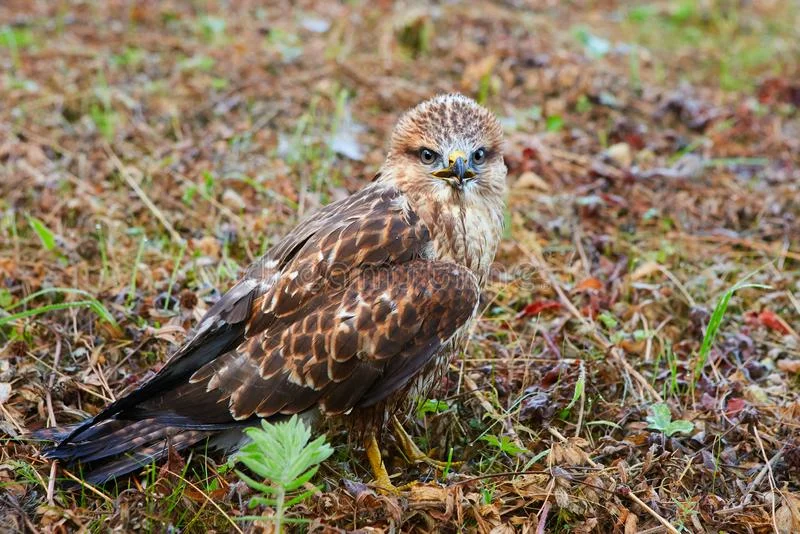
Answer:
39;94;507;484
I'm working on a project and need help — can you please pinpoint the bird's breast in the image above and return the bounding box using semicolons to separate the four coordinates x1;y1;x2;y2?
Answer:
428;201;503;285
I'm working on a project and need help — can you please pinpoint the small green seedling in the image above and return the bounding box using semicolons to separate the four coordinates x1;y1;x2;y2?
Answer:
479;434;527;456
416;398;449;418
646;403;693;437
694;279;768;383
27;215;58;252
230;415;333;532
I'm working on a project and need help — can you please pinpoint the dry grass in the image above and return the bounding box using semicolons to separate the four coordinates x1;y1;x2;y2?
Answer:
1;0;799;532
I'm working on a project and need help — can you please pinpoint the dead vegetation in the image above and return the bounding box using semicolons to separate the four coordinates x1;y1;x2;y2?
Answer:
1;0;799;532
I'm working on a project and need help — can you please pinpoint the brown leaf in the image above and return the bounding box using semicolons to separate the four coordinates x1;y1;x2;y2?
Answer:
623;509;638;534
514;171;550;191
775;494;800;534
778;360;800;374
574;277;603;292
726;397;747;416
630;261;662;280
516;300;561;319
758;309;791;335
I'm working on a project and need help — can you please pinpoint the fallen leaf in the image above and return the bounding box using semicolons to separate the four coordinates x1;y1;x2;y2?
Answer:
516;300;561;319
778;360;800;374
514;171;550;191
574;277;603;292
726;397;747;416
775;493;800;534
758;309;791;335
606;142;632;168
630;261;662;280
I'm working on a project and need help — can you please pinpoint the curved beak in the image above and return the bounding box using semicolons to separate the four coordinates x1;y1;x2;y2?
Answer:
431;150;476;187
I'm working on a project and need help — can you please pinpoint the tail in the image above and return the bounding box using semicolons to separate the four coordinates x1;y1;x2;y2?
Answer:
34;419;215;485
31;279;270;484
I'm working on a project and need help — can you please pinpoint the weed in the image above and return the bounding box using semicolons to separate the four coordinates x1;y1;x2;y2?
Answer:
479;434;527;456
0;287;119;329
26;215;58;252
230;416;333;531
545;115;564;133
415;398;449;418
692;278;769;389
646;403;693;437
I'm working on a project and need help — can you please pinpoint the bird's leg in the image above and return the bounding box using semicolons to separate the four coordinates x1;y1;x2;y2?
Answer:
391;415;461;470
364;433;397;493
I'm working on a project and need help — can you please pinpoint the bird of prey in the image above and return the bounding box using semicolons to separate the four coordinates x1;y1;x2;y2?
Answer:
39;93;507;489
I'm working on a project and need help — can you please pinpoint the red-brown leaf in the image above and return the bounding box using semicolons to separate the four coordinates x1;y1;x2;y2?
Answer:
758;310;790;335
726;397;747;417
574;277;603;292
516;300;561;319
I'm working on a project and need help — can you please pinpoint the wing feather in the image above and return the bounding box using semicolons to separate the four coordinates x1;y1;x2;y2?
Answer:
198;260;478;419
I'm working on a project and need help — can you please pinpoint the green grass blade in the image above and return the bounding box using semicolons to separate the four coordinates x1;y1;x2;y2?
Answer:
27;215;57;251
1;288;119;328
694;281;770;381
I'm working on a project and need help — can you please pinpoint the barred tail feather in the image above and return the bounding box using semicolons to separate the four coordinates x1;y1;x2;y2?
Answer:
35;419;214;484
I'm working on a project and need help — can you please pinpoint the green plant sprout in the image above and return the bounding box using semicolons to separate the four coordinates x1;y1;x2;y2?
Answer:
646;403;693;437
230;415;333;532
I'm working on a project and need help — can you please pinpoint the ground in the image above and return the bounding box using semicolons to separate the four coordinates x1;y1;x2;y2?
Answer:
1;1;799;532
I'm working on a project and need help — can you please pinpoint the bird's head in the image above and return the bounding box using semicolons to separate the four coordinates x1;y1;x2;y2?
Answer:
380;94;506;203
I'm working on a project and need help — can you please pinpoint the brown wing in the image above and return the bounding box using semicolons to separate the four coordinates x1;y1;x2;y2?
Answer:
149;260;479;422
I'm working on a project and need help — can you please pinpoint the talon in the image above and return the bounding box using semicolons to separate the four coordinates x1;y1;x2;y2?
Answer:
392;415;461;470
365;433;399;494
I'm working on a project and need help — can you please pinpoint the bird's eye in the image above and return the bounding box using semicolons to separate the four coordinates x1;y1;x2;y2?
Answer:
472;148;487;165
419;148;437;165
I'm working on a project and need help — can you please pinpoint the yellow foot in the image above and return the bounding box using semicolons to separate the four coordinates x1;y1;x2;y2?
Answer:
392;416;461;471
365;433;399;494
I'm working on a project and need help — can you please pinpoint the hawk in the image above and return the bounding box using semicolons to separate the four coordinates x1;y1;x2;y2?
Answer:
39;94;507;489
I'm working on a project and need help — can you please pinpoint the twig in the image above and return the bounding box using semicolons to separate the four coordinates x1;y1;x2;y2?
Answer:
0;403;25;434
25;351;114;403
787;290;800;317
547;426;567;442
636;526;668;534
91;358;117;403
105;145;184;245
745;446;784;496
62;470;114;504
641;314;653;362
752;425;781;534
163;468;244;534
573;224;591;279
610;347;664;403
47;461;57;506
620;487;681;534
536;498;551;534
655;264;697;308
46;337;61;428
0;494;39;533
541;330;562;359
